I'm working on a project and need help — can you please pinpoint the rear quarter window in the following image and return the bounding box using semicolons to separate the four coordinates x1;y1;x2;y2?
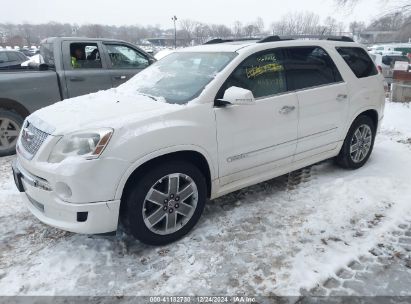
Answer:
336;47;378;78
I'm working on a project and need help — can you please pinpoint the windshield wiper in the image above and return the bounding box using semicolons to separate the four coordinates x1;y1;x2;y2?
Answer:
137;93;158;101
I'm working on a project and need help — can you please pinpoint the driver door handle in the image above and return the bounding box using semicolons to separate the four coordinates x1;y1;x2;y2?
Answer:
69;76;85;82
279;105;296;115
336;94;348;101
113;75;127;80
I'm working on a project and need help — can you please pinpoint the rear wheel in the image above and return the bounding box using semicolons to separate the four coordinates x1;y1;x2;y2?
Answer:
122;160;207;245
0;110;23;157
336;115;376;169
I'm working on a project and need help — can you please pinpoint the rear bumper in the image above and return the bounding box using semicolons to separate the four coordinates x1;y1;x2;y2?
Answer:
12;159;120;234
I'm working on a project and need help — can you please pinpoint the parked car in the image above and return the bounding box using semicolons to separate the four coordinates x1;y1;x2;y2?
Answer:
0;37;155;156
370;53;410;84
369;43;411;56
12;36;385;245
29;46;39;56
0;50;29;70
19;48;33;57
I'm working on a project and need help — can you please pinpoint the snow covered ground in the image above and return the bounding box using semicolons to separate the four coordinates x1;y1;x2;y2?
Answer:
0;101;410;296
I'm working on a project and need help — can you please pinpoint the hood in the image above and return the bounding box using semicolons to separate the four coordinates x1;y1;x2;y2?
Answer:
28;88;183;135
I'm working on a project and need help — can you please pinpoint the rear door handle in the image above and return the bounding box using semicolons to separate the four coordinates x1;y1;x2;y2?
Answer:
279;105;296;115
69;76;85;82
336;94;348;101
113;75;127;80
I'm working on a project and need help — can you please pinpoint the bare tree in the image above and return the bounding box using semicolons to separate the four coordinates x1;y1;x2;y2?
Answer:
209;24;232;38
270;12;323;35
233;21;243;38
335;0;411;15
323;17;339;35
255;17;265;35
179;19;198;42
349;21;366;35
243;24;258;37
368;12;404;31
194;23;210;44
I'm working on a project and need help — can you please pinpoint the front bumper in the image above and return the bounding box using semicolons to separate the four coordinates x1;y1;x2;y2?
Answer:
12;159;120;234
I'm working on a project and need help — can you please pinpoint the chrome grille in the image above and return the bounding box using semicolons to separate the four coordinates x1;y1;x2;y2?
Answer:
20;121;49;157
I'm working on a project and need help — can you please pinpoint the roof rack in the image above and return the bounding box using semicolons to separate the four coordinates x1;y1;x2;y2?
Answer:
257;35;354;43
204;35;354;45
203;38;260;45
258;35;282;43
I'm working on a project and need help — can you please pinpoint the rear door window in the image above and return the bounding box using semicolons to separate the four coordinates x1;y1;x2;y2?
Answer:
0;52;8;62
17;53;27;61
336;47;378;78
283;46;342;91
7;52;20;62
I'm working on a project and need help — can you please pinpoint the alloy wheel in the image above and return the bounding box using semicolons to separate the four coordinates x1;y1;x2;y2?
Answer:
350;124;372;163
0;117;20;151
142;173;198;235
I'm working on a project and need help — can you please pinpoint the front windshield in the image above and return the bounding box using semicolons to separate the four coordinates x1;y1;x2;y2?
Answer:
120;52;237;104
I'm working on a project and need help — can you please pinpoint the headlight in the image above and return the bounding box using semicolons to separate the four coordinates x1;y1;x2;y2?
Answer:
48;128;113;163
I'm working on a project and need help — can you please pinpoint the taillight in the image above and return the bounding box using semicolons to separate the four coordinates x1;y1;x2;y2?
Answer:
377;65;382;73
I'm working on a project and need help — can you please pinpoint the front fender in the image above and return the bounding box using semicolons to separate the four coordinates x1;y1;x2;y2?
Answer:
114;144;217;200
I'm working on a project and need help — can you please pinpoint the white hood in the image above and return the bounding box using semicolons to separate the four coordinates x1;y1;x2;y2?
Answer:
28;88;183;135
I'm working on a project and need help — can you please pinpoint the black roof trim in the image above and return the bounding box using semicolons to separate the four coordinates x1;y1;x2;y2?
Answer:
204;35;354;45
203;38;260;45
257;36;282;43
258;35;354;43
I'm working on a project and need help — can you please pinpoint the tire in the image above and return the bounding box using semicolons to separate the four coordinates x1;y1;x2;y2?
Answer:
121;160;207;246
336;115;376;169
0;110;24;157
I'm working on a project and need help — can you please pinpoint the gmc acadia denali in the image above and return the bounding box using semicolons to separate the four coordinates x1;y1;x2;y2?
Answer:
12;36;385;245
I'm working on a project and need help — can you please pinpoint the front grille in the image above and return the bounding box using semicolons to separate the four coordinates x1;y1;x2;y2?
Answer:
20;121;49;157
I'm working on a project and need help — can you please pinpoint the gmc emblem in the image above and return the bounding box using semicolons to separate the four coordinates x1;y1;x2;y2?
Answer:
22;127;34;143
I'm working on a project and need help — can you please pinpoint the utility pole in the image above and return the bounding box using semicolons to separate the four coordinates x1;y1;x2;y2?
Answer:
172;15;177;49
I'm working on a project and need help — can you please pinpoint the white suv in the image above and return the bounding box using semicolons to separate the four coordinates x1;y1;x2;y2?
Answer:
12;36;385;245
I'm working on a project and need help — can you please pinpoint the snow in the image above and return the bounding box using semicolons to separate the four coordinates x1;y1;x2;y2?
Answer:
20;54;41;67
29;88;182;135
1;101;411;296
154;48;175;60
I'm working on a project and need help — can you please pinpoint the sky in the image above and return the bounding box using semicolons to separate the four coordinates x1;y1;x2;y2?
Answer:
1;0;396;29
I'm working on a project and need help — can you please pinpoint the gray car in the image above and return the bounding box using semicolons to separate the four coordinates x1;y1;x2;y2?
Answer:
0;37;156;156
0;50;29;70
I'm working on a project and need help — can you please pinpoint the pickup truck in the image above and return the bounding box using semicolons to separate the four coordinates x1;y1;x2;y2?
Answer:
0;37;155;156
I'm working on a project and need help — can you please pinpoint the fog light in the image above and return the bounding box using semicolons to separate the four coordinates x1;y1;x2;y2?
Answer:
55;182;72;199
77;212;88;222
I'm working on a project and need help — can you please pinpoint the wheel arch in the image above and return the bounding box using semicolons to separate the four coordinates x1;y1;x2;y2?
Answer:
0;98;30;119
360;109;378;130
347;107;379;134
116;148;215;206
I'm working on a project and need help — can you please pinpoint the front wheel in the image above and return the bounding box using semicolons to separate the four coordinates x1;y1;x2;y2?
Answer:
336;115;376;169
121;160;207;245
0;110;24;157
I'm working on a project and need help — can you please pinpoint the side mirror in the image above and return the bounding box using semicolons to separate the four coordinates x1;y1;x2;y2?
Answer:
217;86;255;107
